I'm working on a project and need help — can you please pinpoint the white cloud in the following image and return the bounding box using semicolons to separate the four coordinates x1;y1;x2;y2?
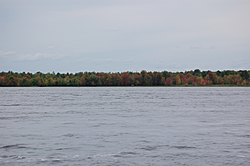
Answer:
9;53;48;61
92;58;115;62
48;46;55;49
1;51;69;61
190;45;202;49
0;50;16;56
230;57;250;69
78;57;118;63
4;51;16;55
107;28;121;32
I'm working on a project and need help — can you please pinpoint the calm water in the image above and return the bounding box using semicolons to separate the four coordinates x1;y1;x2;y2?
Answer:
0;87;250;166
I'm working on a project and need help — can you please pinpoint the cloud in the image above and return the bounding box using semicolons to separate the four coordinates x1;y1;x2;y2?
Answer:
190;45;202;49
4;51;17;55
22;53;47;61
106;28;121;32
24;53;69;61
1;51;69;61
78;57;118;63
92;58;115;62
0;50;17;56
48;46;55;49
5;53;49;61
230;57;250;69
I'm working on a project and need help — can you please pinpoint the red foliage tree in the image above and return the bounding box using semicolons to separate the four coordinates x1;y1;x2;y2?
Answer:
121;72;130;86
208;72;214;80
165;78;172;86
24;74;31;79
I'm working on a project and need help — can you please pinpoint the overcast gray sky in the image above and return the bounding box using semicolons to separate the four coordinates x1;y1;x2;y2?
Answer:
0;0;249;73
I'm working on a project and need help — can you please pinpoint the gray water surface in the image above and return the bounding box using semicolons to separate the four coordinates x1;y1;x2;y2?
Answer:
0;87;250;165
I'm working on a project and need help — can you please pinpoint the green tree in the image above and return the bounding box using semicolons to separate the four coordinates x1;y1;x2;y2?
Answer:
156;73;162;85
239;70;249;81
141;70;147;86
46;77;54;86
89;75;100;86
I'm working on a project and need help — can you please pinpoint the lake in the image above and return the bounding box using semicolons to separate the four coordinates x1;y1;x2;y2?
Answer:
0;87;250;165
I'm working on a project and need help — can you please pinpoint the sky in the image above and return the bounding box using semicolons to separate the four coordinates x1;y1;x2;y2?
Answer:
0;0;250;73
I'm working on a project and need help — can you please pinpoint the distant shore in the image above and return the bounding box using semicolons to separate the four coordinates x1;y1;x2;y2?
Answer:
1;69;249;87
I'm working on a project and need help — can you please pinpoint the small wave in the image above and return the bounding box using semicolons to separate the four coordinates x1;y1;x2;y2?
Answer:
16;156;26;160
1;104;21;106
55;148;72;151
146;155;160;158
139;145;170;151
0;116;28;120
112;154;122;158
237;155;245;158
0;117;12;120
63;122;74;125
237;134;250;138
91;123;106;127
120;151;139;155
65;110;83;114
51;159;62;163
73;155;79;158
40;158;48;162
62;133;74;137
139;145;196;151
172;145;196;149
0;155;26;160
139;140;151;143
0;155;8;159
0;144;39;151
140;146;158;151
1;144;27;149
62;98;74;101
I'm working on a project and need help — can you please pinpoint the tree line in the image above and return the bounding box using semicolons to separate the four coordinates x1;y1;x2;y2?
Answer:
0;69;249;86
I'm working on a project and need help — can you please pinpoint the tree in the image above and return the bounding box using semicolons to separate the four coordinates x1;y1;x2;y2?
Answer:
83;74;90;86
196;76;203;85
134;73;142;86
208;72;214;80
162;71;170;79
0;76;7;86
156;73;162;85
36;76;41;86
152;72;158;85
239;70;249;81
113;73;120;86
141;70;147;86
182;78;188;85
24;74;31;79
193;69;201;76
175;76;181;85
188;75;194;85
1;69;249;87
241;80;246;85
71;77;80;86
46;77;54;86
165;78;172;86
105;74;112;86
121;72;130;86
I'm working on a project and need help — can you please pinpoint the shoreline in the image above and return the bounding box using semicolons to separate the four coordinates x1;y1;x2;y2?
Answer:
1;85;250;87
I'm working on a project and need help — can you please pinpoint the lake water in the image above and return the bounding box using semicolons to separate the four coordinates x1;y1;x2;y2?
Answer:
0;87;250;166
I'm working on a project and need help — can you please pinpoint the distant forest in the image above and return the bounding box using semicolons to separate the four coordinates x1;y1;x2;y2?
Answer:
0;69;249;86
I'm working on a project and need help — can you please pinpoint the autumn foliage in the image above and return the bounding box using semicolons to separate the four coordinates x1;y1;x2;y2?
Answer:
0;70;249;86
